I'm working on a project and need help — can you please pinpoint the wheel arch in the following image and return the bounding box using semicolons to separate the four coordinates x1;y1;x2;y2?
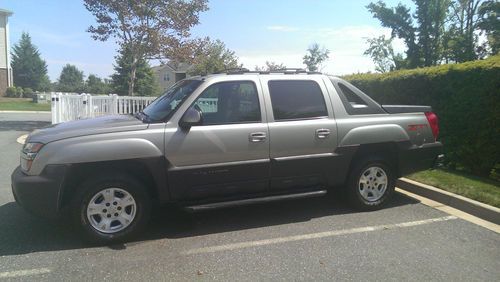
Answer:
58;157;168;211
348;142;401;179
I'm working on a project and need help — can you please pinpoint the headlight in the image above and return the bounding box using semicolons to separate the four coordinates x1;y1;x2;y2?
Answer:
21;142;44;171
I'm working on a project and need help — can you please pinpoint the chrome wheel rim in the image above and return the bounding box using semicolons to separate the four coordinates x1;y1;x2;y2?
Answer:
358;166;388;202
86;188;137;234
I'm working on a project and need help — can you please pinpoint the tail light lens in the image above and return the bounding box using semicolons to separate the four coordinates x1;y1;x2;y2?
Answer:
425;112;439;141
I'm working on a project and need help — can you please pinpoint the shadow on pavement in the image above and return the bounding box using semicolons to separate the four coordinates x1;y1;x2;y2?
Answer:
0;202;86;255
0;121;51;132
0;192;419;256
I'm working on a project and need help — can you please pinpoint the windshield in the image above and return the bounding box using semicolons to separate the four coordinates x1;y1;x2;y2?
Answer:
142;80;203;122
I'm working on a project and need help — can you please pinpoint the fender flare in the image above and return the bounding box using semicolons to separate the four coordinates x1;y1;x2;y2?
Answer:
30;138;163;176
339;124;410;147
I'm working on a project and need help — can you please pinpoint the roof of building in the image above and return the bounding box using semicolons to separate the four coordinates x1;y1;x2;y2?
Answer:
152;62;192;73
0;8;13;16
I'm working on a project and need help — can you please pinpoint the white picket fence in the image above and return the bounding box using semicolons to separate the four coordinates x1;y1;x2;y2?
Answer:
50;93;246;124
51;93;156;124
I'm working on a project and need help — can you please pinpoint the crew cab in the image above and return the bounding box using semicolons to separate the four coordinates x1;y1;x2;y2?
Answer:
11;70;442;243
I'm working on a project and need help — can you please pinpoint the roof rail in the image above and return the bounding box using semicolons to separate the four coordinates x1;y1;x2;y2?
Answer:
272;68;307;73
214;68;250;74
213;68;322;75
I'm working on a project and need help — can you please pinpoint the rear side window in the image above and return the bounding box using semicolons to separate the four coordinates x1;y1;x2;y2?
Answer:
268;80;328;121
330;78;385;115
338;83;367;108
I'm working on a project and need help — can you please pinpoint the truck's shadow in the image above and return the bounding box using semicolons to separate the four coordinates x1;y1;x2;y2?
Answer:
0;192;419;256
0;121;51;132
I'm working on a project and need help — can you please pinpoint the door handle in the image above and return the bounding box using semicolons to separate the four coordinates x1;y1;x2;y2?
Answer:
249;132;267;142
316;128;331;139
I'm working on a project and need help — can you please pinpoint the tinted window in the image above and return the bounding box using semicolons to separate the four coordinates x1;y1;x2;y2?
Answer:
192;81;261;125
338;83;367;108
268;80;328;120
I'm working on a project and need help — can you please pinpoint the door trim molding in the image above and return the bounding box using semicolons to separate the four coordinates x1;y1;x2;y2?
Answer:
168;158;270;171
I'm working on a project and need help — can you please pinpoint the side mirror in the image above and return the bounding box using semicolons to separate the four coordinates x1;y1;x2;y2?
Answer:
180;107;203;128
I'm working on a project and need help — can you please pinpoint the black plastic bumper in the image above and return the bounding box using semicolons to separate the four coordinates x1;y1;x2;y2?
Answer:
11;165;68;219
398;142;443;176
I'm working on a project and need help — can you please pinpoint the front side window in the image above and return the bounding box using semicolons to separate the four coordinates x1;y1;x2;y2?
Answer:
142;79;203;122
191;81;261;125
268;80;328;120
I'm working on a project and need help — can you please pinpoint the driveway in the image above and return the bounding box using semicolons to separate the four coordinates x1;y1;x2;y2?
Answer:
0;112;498;281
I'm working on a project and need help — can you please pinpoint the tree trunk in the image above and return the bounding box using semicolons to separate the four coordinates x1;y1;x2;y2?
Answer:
127;57;139;96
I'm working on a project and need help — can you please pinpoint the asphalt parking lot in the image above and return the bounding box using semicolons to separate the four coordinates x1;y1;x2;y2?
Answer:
0;112;499;281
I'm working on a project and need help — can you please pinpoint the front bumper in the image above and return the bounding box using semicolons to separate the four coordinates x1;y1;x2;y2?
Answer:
11;165;68;219
398;142;443;176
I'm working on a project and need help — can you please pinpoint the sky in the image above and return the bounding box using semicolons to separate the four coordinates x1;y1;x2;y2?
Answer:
2;0;412;81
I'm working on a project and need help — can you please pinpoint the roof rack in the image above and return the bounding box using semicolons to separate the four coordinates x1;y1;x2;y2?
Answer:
271;68;307;73
214;68;250;74
212;68;322;75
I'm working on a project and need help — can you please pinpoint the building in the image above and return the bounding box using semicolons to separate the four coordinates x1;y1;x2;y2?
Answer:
0;8;13;96
151;62;191;93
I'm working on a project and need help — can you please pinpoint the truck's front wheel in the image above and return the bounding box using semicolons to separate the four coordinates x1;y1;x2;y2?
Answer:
347;159;395;210
71;174;151;244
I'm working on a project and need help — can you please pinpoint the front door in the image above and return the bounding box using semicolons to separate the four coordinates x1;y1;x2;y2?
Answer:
260;77;338;191
166;79;270;200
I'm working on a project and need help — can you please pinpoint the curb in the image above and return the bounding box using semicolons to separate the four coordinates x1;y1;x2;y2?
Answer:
0;110;51;114
397;177;500;225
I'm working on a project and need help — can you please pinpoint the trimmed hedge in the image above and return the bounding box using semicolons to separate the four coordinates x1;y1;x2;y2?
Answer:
343;55;500;177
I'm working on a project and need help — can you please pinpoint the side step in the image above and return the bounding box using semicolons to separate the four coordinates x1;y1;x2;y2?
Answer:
184;190;327;212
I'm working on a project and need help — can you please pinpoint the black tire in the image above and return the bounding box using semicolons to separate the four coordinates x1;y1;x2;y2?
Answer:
347;158;395;210
70;174;152;244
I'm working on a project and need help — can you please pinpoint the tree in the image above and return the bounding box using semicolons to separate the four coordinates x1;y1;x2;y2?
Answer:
477;0;500;55
188;39;241;76
254;61;287;71
84;0;208;96
10;32;51;91
367;0;449;68
302;43;330;72
112;47;159;96
367;0;499;67
444;0;483;62
57;64;84;93
414;0;449;66
367;1;419;68
85;74;112;94
364;36;405;72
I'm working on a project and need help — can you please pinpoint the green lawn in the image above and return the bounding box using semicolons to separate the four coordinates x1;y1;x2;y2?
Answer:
407;169;500;208
0;98;51;111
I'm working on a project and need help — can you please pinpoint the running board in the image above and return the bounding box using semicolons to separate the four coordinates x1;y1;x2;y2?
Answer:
184;190;328;212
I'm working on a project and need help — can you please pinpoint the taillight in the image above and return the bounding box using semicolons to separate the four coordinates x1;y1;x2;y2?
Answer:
425;112;439;141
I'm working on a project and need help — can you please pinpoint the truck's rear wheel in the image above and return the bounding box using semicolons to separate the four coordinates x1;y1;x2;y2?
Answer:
347;159;395;210
71;174;151;244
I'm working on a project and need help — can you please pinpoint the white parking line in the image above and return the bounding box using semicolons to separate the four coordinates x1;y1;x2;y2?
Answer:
183;216;457;255
0;268;51;278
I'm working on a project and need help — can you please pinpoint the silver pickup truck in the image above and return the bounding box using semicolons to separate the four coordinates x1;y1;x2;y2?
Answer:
11;70;442;243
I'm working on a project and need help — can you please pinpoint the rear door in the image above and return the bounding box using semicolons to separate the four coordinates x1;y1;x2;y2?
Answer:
165;78;270;200
260;76;338;191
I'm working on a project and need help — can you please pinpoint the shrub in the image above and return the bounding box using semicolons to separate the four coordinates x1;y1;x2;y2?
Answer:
16;87;24;98
343;55;500;177
5;87;18;97
23;88;34;98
